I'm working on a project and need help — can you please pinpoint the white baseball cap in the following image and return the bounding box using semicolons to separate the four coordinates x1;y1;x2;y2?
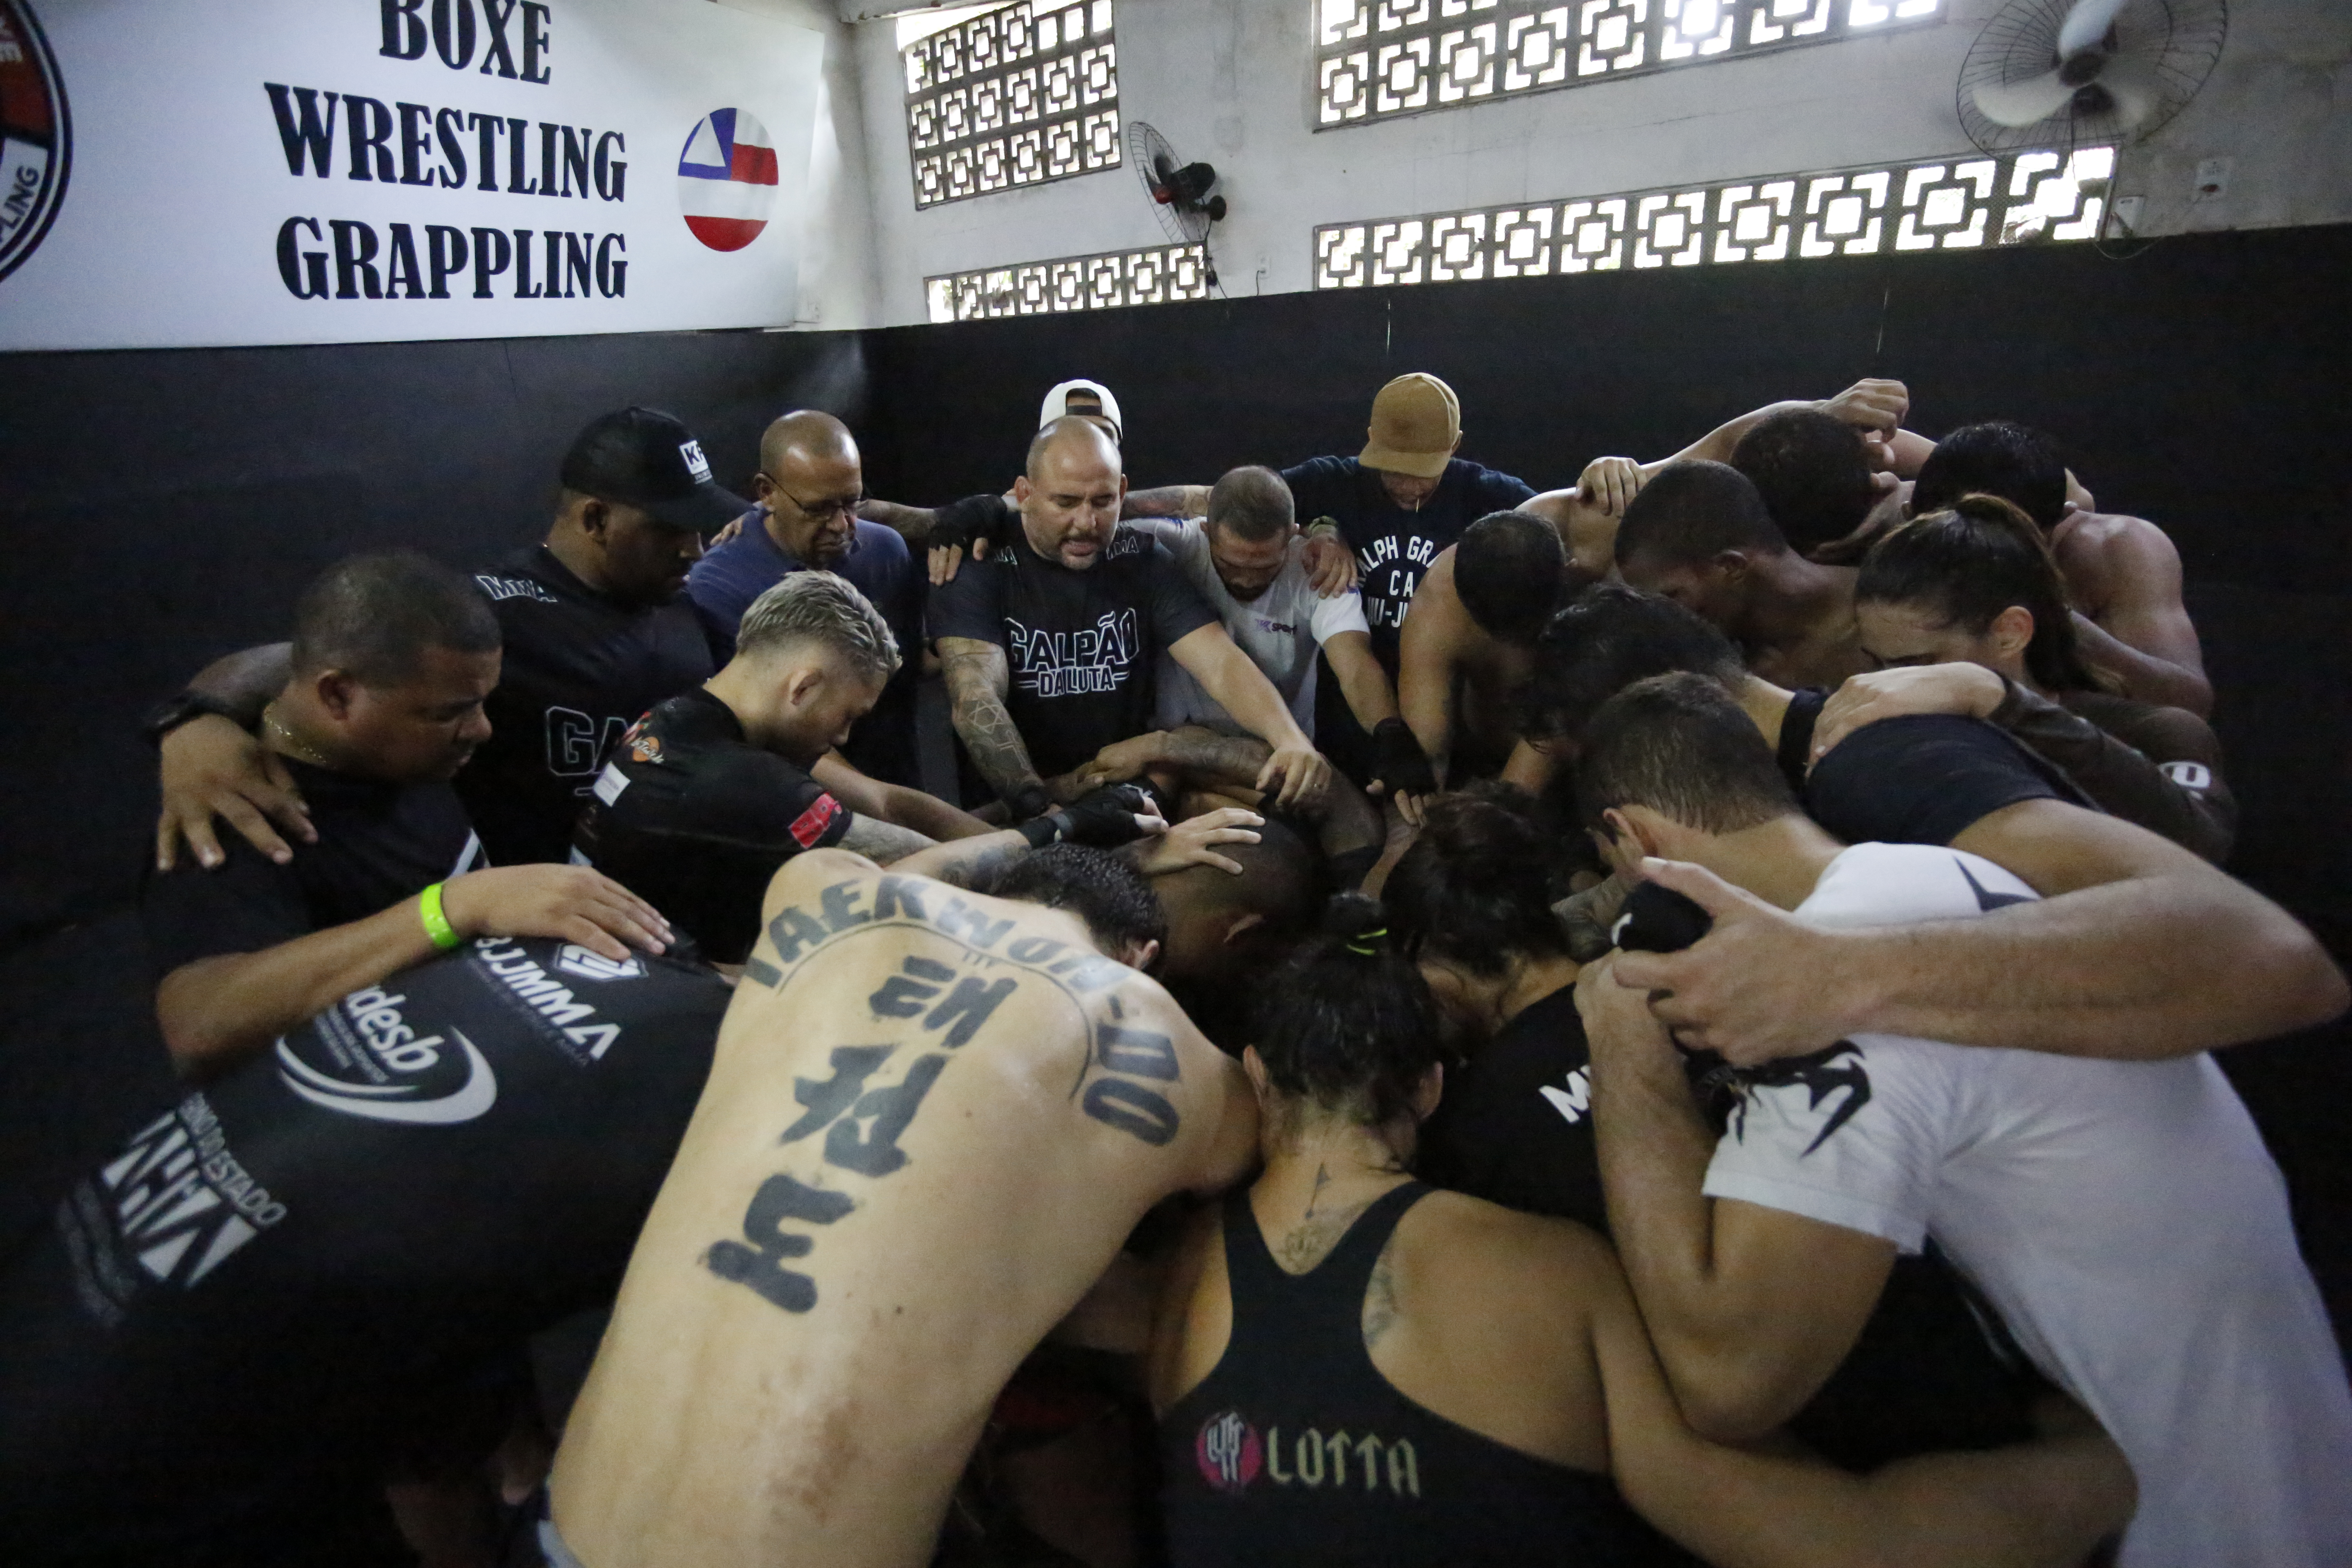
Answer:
1038;379;1123;443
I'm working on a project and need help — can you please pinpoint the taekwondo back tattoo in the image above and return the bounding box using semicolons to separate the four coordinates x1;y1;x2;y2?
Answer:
706;873;1188;1315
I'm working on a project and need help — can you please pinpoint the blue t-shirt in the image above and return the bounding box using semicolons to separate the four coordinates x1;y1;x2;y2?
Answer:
686;512;925;785
1280;455;1536;669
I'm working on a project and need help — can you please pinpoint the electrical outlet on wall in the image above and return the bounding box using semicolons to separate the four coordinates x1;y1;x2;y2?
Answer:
2193;158;2233;202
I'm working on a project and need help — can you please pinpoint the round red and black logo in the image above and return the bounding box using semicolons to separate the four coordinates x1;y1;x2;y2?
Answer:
0;0;68;285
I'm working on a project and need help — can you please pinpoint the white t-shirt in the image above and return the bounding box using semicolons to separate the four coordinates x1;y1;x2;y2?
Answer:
1704;842;2352;1568
1132;517;1370;736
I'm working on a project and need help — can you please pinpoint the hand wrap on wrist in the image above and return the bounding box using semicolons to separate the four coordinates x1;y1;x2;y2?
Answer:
931;494;1014;555
1007;782;1053;823
1370;718;1438;800
1016;784;1158;849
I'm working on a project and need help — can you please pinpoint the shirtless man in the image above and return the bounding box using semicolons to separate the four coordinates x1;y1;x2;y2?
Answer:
548;846;1258;1568
1615;460;1869;690
1910;421;2209;715
1395;511;1562;796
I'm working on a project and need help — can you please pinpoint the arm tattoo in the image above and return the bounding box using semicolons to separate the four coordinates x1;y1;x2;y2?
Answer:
838;815;935;866
1121;484;1209;519
1362;1241;1401;1348
1157;726;1272;789
912;833;1030;891
940;641;1045;804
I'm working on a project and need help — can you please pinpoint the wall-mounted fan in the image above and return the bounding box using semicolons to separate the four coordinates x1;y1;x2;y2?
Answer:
1129;121;1226;291
1959;0;2227;154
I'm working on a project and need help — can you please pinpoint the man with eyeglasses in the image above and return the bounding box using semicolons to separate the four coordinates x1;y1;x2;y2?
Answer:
689;411;927;786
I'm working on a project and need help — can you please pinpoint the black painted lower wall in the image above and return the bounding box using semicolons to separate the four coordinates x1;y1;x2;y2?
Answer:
0;220;2347;1338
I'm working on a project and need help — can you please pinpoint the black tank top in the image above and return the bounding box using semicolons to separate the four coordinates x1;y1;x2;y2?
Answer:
1160;1182;1696;1568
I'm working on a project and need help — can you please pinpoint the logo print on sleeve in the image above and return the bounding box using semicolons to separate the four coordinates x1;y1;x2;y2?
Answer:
68;1094;286;1311
276;982;499;1125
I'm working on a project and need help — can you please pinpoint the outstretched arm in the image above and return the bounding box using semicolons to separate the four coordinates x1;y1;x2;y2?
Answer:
813;753;995;842
1395;557;1466;789
1123;484;1211;519
1662;379;1913;476
1166;624;1331;808
1323;630;1401;738
157;866;673;1078
936;636;1047;814
857;498;936;548
157;642;310;870
1608;804;2348;1066
1594;1241;2134;1568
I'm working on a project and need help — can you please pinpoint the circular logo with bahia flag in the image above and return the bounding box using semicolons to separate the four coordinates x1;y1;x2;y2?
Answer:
676;107;777;253
0;0;71;285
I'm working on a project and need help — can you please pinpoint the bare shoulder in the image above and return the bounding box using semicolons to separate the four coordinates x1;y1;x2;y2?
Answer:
2056;509;2180;568
1394;1188;1616;1319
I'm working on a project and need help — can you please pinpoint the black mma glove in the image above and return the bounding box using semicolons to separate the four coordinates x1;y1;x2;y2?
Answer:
931;493;1016;555
1017;784;1160;849
1006;782;1054;823
1613;880;1739;1118
1370;718;1438;800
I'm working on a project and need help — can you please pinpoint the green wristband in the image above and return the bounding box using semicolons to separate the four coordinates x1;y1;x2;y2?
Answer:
418;881;461;951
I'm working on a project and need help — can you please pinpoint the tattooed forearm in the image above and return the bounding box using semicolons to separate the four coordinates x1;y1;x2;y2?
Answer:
1121;484;1210;519
939;640;1045;807
889;830;1031;891
838;815;937;866
1157;726;1273;789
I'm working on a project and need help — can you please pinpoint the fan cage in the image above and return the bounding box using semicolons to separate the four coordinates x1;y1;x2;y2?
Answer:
1958;0;2227;156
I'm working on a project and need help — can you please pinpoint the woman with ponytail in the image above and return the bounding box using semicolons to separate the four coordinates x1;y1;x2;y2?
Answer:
1147;895;2134;1568
1844;494;2236;862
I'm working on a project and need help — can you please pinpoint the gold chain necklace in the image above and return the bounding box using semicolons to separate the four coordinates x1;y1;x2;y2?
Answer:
261;704;334;768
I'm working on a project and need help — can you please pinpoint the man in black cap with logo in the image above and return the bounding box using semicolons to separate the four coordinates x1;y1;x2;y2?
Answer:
150;407;749;873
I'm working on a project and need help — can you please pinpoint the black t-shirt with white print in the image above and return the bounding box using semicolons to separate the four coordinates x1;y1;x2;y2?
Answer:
0;938;728;1562
574;688;854;964
140;758;481;976
463;545;722;868
928;524;1218;784
1417;984;1604;1231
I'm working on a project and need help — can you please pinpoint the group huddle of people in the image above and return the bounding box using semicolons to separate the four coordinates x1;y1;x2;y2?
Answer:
4;369;2348;1568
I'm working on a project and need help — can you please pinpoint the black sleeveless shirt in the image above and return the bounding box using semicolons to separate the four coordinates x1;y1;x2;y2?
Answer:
1160;1182;1695;1568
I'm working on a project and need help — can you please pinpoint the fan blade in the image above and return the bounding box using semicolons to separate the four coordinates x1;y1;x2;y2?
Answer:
2095;55;2162;127
1973;66;2076;127
2057;0;2130;59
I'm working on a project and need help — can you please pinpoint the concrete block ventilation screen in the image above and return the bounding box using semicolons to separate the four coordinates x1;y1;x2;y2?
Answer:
1313;145;2116;287
1312;0;1942;127
924;241;1212;322
902;0;1121;208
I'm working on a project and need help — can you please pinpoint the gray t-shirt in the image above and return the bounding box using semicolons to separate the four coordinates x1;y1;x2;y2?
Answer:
1132;517;1371;737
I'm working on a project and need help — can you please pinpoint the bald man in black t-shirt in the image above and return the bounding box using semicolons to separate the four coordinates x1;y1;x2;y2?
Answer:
931;419;1334;823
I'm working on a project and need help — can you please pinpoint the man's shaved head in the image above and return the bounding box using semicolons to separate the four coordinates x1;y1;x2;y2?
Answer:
1026;414;1121;482
760;410;858;476
1017;416;1127;570
754;410;864;568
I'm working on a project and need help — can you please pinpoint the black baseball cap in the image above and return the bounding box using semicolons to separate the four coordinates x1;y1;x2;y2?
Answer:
559;407;748;533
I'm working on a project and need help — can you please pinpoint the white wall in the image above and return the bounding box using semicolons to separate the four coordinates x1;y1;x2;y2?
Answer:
847;0;2352;327
714;0;884;329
